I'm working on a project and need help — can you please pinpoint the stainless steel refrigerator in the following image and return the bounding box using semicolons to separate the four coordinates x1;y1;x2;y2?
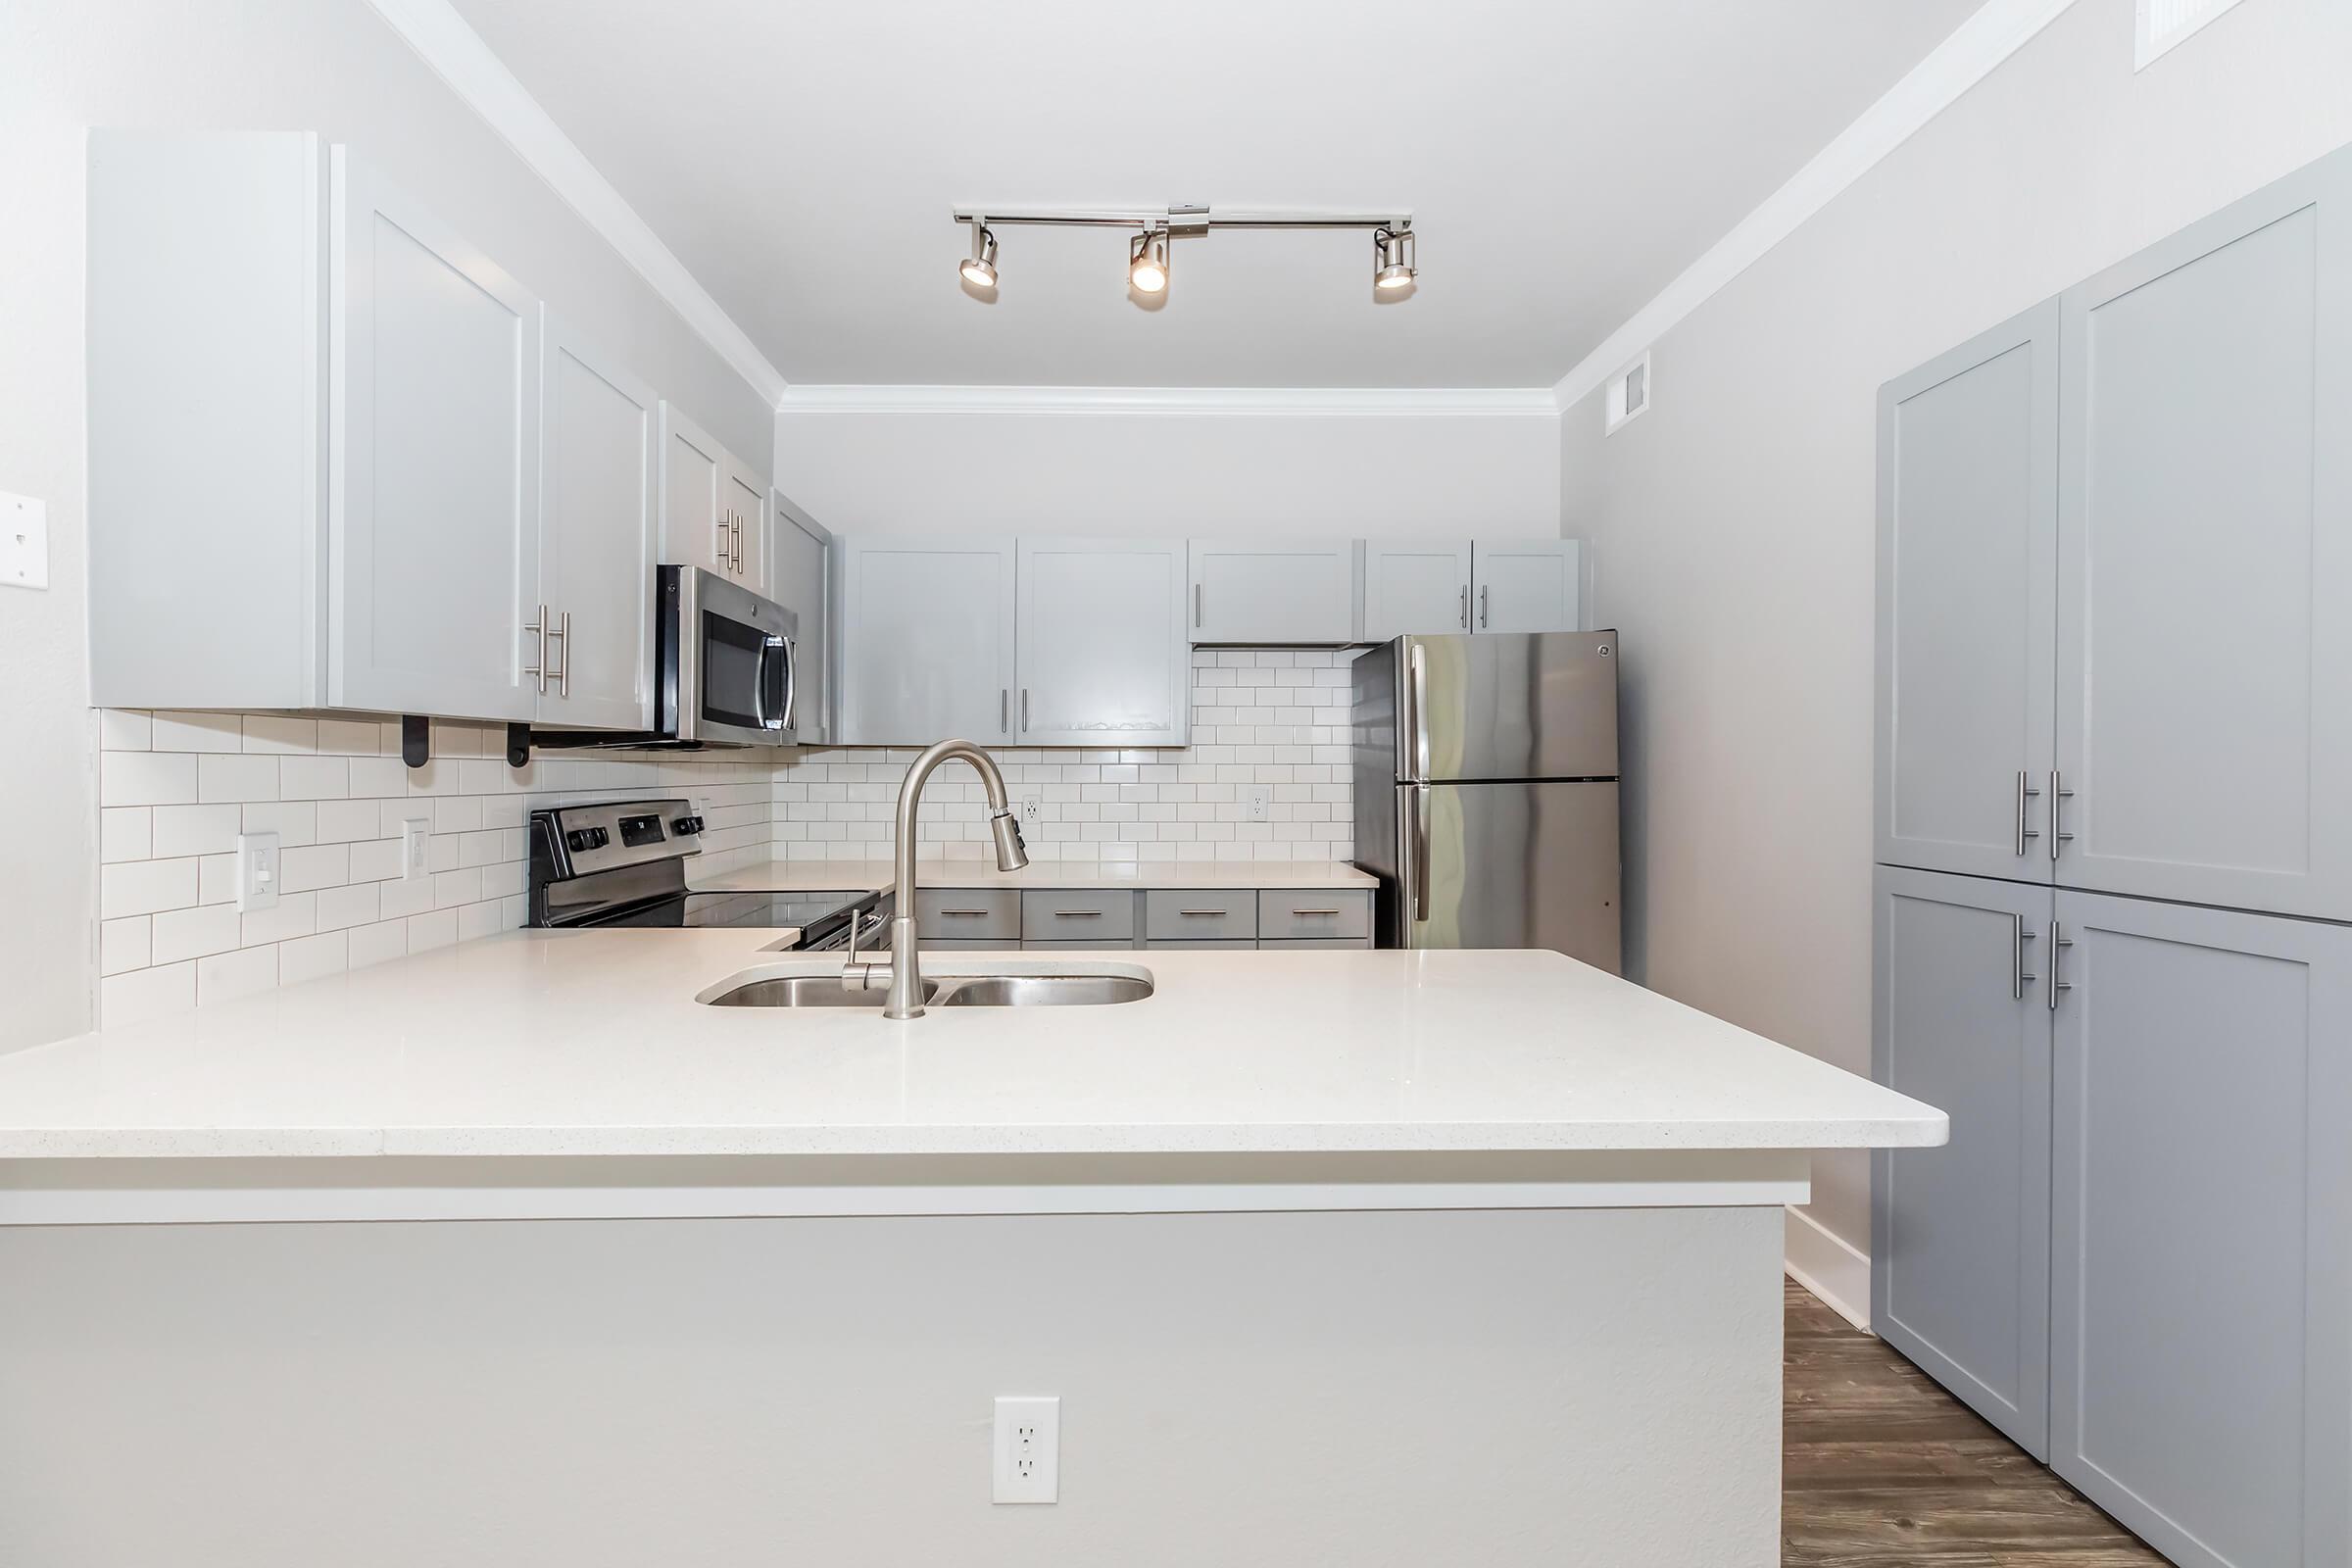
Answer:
1350;631;1622;970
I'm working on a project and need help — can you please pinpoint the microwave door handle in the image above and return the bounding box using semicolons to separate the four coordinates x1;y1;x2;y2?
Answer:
756;633;787;732
750;635;770;731
779;635;798;733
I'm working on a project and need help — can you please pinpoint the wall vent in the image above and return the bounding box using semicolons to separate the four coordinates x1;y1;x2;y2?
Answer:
2135;0;2250;69
1604;350;1651;434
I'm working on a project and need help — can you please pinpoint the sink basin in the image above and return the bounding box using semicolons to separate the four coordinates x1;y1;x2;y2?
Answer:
934;973;1154;1007
699;965;1152;1010
705;975;943;1008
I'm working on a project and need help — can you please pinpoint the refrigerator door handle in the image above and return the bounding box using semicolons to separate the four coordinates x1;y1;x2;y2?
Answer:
1411;783;1431;923
1408;641;1429;781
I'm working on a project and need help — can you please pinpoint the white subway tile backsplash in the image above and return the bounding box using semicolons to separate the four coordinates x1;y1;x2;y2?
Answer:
278;756;350;800
100;916;151;977
101;751;197;808
197;945;279;1006
101;858;200;918
197;753;277;804
153;804;243;858
101;807;152;864
150;711;243;753
277;930;349;987
348;918;409;970
316;881;380;933
151;902;245;965
240;714;317;754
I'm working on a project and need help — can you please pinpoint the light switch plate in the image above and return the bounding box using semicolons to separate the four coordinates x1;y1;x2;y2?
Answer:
1;491;48;591
236;832;281;913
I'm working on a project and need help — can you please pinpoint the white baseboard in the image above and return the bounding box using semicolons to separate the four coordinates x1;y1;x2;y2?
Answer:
1784;1204;1871;1332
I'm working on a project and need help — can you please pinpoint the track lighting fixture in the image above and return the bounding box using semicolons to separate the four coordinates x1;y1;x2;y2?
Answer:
958;220;999;289
949;205;1416;303
1374;226;1417;292
1128;229;1169;294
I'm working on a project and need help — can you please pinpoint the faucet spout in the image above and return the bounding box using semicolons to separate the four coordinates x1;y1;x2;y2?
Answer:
863;738;1027;1019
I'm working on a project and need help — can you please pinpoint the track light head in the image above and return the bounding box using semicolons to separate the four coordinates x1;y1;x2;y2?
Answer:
959;221;999;289
1374;227;1417;293
1128;228;1169;295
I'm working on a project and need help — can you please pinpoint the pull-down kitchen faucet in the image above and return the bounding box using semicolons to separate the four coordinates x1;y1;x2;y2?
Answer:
843;737;1028;1018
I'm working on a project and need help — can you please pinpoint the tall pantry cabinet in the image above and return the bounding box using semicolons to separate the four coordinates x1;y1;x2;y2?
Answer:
1874;147;2350;1568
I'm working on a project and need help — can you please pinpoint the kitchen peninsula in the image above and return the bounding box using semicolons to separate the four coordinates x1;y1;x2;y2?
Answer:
0;930;1941;1567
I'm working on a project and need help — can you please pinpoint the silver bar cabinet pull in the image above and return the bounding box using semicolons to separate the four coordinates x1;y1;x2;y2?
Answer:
522;603;550;693
1291;907;1341;916
1020;689;1030;733
1479;584;1490;627
554;610;571;697
2049;770;2075;861
1000;689;1009;733
2011;914;2036;1000
1194;583;1203;628
2047;919;2073;1010
2014;770;2041;857
1458;585;1468;627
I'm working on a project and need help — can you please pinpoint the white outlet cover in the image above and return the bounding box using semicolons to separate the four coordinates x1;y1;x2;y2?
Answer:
1248;787;1270;820
401;818;432;882
1;491;48;591
992;1396;1059;1504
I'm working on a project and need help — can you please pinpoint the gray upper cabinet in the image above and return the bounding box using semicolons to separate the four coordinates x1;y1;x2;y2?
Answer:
837;537;1018;746
1362;542;1473;640
1871;866;2053;1459
330;151;544;722
769;494;833;746
2048;891;2349;1568
536;313;655;731
1016;538;1189;748
1875;302;2060;883
1187;541;1358;644
2055;154;2352;922
1470;540;1582;633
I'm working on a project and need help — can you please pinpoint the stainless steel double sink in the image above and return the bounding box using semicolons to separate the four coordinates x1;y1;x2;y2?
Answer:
703;969;1153;1009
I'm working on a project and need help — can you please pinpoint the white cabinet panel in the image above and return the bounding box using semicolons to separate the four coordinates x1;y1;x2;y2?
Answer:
1470;540;1581;633
329;150;539;721
659;403;727;580
2055;154;2352;921
1187;541;1357;644
1875;303;2060;883
537;313;654;731
770;497;832;745
1017;538;1188;747
1361;543;1472;641
723;455;766;593
839;538;1017;745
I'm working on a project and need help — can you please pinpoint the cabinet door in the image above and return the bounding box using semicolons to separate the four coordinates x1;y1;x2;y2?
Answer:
1016;538;1189;748
1875;302;2060;882
1470;540;1581;632
2055;152;2352;920
722;455;766;592
837;537;1016;745
658;402;726;578
2048;891;2349;1568
771;497;831;744
329;151;540;720
1188;541;1356;643
536;313;654;730
1362;542;1472;640
1871;867;2053;1458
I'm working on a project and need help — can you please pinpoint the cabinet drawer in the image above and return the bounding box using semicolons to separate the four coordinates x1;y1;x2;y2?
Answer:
1021;938;1135;952
914;888;1020;940
1143;939;1257;951
1260;937;1373;950
1256;890;1371;940
1144;890;1257;941
1021;890;1136;941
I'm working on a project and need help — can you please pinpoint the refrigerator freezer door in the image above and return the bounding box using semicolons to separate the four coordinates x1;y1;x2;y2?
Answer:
1402;780;1622;972
1404;632;1619;781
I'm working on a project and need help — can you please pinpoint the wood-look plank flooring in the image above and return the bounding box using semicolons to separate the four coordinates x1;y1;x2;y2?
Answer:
1783;1282;2166;1566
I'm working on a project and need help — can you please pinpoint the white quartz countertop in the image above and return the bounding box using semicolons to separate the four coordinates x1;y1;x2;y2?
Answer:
689;858;1378;894
0;932;1944;1161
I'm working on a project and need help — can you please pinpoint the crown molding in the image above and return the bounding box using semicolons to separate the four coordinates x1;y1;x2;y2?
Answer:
775;384;1560;416
363;0;789;407
1551;0;2080;413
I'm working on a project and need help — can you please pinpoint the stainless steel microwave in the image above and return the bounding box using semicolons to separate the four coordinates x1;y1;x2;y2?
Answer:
536;566;797;750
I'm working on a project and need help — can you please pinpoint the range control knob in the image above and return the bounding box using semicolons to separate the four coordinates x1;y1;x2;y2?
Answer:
565;826;610;854
672;814;705;836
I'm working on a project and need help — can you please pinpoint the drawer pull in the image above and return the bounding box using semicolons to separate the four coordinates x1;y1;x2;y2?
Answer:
1178;908;1228;916
1289;907;1342;916
938;908;991;916
1054;909;1103;918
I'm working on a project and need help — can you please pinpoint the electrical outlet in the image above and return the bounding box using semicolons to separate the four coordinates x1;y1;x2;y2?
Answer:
1247;787;1269;821
1016;788;1043;826
401;818;431;882
235;832;280;912
992;1396;1059;1504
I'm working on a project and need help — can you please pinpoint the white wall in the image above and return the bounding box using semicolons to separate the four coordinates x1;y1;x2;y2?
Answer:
775;405;1560;539
1558;0;2352;1260
0;0;776;1051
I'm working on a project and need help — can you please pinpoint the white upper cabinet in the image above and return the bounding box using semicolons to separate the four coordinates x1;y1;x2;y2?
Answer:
1470;540;1583;634
723;457;767;595
659;403;727;578
1187;541;1358;644
1019;539;1189;748
1361;543;1473;641
838;537;1018;745
770;495;832;745
537;312;655;731
2054;152;2352;921
329;151;543;722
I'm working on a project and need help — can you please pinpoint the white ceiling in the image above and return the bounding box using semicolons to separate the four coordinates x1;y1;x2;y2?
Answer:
448;0;1981;390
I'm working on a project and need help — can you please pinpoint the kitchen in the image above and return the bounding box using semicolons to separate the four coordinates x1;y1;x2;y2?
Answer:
2;2;2347;1565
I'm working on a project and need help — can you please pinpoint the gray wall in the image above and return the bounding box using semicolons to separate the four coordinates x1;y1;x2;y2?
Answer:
0;0;776;1052
1560;0;2352;1256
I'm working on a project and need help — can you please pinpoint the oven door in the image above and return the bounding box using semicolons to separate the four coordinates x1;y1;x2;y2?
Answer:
668;566;797;747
